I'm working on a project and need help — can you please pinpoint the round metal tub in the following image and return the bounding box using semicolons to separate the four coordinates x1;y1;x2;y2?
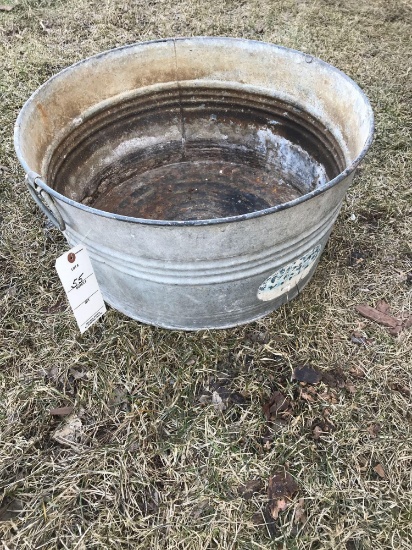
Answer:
14;37;374;330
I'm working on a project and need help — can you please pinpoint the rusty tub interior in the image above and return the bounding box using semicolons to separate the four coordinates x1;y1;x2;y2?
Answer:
15;37;362;223
46;85;345;222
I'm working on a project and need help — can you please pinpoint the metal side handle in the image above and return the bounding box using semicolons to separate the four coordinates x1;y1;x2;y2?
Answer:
25;171;66;231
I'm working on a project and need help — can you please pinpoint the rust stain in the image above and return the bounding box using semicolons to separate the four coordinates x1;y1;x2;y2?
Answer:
47;85;345;221
37;101;49;125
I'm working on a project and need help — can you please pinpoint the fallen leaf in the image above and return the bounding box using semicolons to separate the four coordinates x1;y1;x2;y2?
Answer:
211;391;226;413
300;390;315;402
345;383;356;394
49;406;74;416
349;365;365;379
373;463;386;479
271;497;288;519
319;392;338;405
268;470;299;519
52;414;83;448
312;418;334;440
0;4;14;11
376;300;391;314
263;391;290;420
293;365;322;384
69;367;88;380
250;331;270;344
321;368;346;389
237;479;264;500
358;456;368;472
349;250;366;267
355;304;400;329
229;391;249;405
350;331;373;345
41;300;66;314
294;498;306;524
367;423;381;438
312;425;323;440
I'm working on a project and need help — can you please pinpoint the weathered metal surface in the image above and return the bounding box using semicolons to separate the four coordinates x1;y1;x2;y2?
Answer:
14;38;374;329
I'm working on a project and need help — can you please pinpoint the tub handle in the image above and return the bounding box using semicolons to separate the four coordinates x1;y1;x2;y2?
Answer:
25;172;66;231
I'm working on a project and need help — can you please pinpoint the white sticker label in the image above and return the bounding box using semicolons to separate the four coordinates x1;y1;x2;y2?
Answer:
55;246;106;333
257;245;322;302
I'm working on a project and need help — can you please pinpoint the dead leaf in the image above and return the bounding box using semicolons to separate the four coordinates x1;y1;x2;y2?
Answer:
271;497;288;519
376;300;391;314
367;423;381;438
349;365;365;379
263;391;290;420
294;498;306;524
268;470;299;519
300;390;315;402
349;250;366;267
351;331;373;345
345;383;356;394
211;391;226;413
312;418;334;440
52;414;83;448
321;368;346;389
0;4;14;11
237;479;264;500
312;425;323;440
229;391;249;405
373;463;386;479
355;304;400;329
69;367;88;380
49;406;74;416
41;300;66;314
293;365;322;384
250;330;270;344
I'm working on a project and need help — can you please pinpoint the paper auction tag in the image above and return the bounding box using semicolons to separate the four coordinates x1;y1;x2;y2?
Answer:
55;245;106;333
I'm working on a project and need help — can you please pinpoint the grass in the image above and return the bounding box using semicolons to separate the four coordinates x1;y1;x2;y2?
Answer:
0;0;411;548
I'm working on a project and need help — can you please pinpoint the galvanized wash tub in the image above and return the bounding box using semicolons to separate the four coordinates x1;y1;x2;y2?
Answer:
15;37;374;330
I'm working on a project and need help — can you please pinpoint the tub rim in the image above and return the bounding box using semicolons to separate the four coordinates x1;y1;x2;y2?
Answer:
14;36;374;228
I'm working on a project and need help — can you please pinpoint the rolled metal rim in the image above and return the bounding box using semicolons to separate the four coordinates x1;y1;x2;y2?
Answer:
14;36;374;228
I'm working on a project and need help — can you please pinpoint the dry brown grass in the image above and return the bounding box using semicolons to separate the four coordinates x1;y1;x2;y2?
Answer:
1;0;411;548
